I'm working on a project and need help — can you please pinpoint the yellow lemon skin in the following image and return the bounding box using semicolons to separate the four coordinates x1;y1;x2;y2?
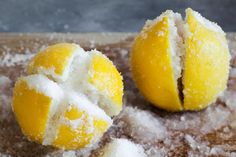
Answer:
53;105;110;150
88;52;123;115
131;8;230;111
27;43;78;79
183;9;230;110
12;79;52;143
131;16;182;111
12;43;122;150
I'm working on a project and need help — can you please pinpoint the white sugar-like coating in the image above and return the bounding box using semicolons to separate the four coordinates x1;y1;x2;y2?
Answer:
144;8;227;87
185;134;199;150
18;44;121;147
143;10;173;31
230;68;236;78
62;151;76;157
37;49;114;145
141;10;185;94
0;53;34;67
61;50;91;92
140;10;173;40
22;74;64;100
66;91;112;124
210;146;236;156
1;32;235;156
29;44;85;82
200;106;230;134
63;49;121;117
19;74;65;145
219;90;236;110
184;134;236;156
188;8;224;34
43;99;66;145
59;44;86;82
88;50;122;116
100;138;147;157
185;134;212;156
0;75;12;120
121;107;167;142
168;12;185;81
0;75;11;88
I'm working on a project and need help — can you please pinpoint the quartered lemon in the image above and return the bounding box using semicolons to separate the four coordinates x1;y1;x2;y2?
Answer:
12;43;123;150
130;8;230;111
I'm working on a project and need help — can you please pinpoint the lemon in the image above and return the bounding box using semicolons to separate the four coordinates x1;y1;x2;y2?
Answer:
12;43;123;150
27;43;82;82
130;8;230;111
88;51;123;116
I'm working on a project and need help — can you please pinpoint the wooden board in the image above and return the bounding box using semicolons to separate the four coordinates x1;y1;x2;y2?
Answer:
0;33;236;157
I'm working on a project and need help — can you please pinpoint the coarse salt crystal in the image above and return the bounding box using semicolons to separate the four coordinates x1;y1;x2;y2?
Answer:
120;107;167;143
0;53;34;67
100;138;147;157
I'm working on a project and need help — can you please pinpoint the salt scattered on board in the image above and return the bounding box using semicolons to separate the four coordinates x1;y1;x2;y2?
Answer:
1;34;236;156
0;53;34;67
99;138;147;157
119;107;167;143
0;75;12;120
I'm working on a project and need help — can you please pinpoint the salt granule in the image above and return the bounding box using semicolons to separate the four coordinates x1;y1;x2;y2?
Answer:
62;151;76;157
0;75;12;120
220;90;236;110
230;68;236;78
200;105;230;134
120;107;167;143
0;33;236;156
100;138;147;157
0;53;34;67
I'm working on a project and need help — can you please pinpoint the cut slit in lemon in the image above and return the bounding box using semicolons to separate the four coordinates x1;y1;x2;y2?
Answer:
12;43;123;150
130;8;230;111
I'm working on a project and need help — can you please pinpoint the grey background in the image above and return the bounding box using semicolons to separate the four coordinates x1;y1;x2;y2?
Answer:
0;0;235;32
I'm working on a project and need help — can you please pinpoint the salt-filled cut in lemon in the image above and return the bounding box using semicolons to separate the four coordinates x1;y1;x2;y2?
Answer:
12;43;123;150
130;8;230;111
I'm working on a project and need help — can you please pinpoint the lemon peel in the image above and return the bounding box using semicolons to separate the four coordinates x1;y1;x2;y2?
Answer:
131;8;230;111
12;43;123;150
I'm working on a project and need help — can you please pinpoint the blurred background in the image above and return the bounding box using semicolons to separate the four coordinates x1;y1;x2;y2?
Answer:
0;0;235;32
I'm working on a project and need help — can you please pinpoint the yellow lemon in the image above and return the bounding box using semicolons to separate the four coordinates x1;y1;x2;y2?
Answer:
130;8;230;111
13;75;63;143
12;43;123;150
88;51;123;116
27;43;82;82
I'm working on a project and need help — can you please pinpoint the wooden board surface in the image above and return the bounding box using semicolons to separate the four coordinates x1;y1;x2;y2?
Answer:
0;33;236;157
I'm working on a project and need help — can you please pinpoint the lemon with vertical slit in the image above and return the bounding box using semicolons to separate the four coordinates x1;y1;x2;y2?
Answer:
12;43;123;150
130;8;230;111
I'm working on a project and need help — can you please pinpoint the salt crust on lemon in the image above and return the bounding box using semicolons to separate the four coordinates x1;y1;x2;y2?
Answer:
131;8;229;111
13;44;123;149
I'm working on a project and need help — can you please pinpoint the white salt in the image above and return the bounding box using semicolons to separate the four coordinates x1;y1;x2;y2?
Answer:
120;107;167;143
100;138;147;157
210;146;236;156
0;75;11;90
185;134;199;150
0;75;12;120
62;151;76;157
185;134;212;156
0;53;34;67
200;106;230;134
145;146;166;157
220;90;236;110
230;68;236;78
